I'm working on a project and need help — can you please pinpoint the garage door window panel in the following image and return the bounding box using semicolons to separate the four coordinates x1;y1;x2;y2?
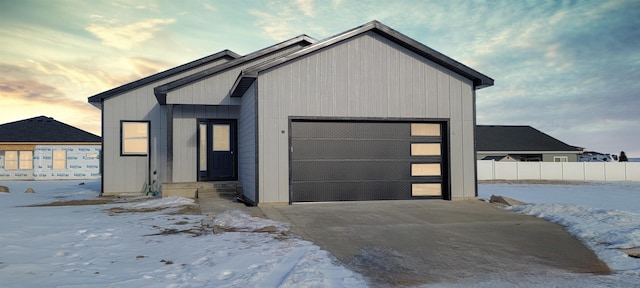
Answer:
411;163;441;176
412;183;441;196
411;123;441;136
411;143;441;156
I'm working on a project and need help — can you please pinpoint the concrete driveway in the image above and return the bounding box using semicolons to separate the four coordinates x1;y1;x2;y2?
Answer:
260;200;610;287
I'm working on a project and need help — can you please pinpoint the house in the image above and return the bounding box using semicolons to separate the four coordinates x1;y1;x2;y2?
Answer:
476;125;582;162
0;116;102;180
88;21;493;204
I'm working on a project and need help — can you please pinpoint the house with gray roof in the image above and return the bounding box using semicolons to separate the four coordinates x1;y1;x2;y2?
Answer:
0;116;102;180
476;125;583;162
88;21;493;204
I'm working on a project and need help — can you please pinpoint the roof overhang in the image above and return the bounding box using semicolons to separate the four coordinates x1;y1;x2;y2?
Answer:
229;21;494;98
87;50;241;108
154;35;317;104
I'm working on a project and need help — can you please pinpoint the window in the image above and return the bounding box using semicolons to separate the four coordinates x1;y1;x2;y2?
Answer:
411;163;441;176
199;123;207;171
53;150;67;169
411;123;440;136
4;151;18;170
19;151;33;169
5;151;34;170
412;183;441;196
411;143;441;156
554;156;568;162
213;124;230;151
121;121;149;156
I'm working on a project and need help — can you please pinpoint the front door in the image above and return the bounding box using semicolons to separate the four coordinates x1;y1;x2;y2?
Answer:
199;119;237;181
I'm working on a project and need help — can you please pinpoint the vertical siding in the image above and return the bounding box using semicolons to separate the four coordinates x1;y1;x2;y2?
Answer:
257;31;478;202
168;43;310;106
171;105;240;183
238;84;257;203
101;57;232;194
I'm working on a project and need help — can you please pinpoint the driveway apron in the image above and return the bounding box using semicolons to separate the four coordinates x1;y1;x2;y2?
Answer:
260;200;610;286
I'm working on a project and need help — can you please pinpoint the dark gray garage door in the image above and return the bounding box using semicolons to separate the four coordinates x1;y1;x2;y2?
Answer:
290;120;447;202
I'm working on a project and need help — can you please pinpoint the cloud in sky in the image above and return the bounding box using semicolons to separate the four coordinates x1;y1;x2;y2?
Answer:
1;0;638;156
85;18;176;50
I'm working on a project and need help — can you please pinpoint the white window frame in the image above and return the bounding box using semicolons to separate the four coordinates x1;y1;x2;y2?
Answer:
121;121;149;156
553;156;569;162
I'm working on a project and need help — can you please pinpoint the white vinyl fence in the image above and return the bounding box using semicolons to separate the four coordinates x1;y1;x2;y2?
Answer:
477;160;640;181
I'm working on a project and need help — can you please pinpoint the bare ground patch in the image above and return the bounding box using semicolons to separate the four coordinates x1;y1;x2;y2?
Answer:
107;204;202;216
25;196;149;207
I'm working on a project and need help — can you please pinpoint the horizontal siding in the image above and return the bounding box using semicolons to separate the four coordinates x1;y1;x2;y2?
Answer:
258;31;477;202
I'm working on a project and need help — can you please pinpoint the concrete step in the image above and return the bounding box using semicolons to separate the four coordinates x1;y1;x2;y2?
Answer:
199;189;236;198
162;187;198;199
162;182;240;199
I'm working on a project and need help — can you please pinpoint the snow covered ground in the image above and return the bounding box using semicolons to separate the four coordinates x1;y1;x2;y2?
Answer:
1;180;639;287
0;180;366;287
472;181;640;287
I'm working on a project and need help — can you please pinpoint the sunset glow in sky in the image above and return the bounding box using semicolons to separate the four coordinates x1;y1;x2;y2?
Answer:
1;0;639;156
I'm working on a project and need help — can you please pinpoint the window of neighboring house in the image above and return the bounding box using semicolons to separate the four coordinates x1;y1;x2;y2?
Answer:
554;156;569;162
4;151;18;170
4;151;33;170
121;121;149;156
53;150;67;169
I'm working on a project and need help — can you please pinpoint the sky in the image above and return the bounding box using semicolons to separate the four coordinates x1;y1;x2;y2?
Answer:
1;0;639;156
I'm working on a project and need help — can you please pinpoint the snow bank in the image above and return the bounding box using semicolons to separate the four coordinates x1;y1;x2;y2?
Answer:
479;182;640;276
509;204;640;274
0;180;367;287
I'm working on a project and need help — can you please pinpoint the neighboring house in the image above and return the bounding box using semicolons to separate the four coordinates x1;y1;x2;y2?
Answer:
0;116;102;180
476;125;582;162
88;21;493;204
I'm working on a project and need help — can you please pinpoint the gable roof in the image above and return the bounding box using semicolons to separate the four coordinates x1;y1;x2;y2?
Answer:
476;125;581;152
153;35;317;104
87;49;240;108
230;20;494;97
0;116;101;143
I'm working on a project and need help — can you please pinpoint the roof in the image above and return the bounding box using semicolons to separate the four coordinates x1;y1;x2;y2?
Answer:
0;116;101;143
153;35;317;103
476;125;581;152
87;49;240;108
230;20;494;97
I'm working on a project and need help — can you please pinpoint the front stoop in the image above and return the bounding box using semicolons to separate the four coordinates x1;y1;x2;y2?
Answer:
161;182;240;199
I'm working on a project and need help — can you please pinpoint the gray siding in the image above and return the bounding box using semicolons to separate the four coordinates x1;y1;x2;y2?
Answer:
543;153;579;162
167;44;308;106
172;105;240;182
238;83;257;202
101;58;231;195
257;32;477;202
